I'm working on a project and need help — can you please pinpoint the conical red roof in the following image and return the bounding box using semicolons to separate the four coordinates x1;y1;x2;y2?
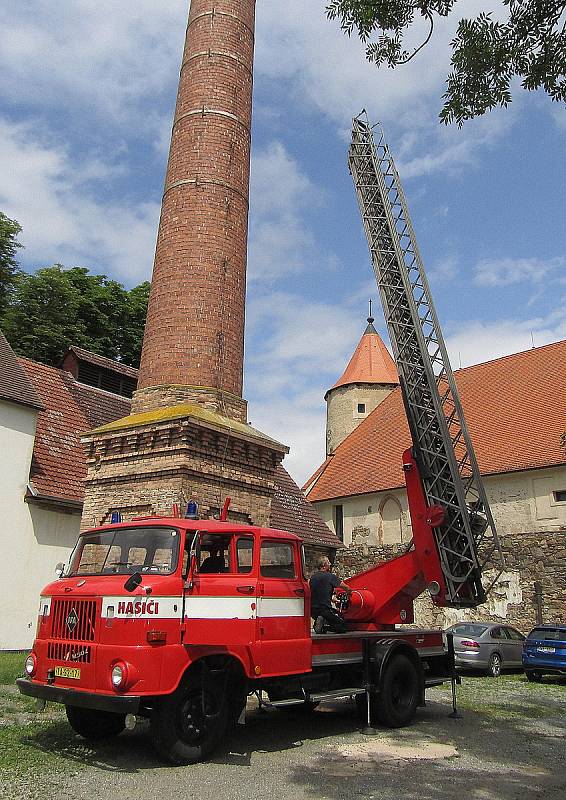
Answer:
328;319;398;394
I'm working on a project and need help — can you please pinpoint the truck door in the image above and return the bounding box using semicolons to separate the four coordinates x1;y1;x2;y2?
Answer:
183;533;258;648
254;538;311;676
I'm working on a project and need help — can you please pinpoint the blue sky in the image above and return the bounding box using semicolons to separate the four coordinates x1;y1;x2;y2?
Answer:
1;1;564;484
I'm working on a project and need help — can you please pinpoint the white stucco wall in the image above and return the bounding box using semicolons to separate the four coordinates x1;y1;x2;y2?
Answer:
313;465;566;547
0;400;81;650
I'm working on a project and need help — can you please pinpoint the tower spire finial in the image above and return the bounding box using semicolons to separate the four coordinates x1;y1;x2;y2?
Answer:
367;298;374;325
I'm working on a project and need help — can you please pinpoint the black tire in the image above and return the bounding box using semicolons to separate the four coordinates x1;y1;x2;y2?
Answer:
372;653;420;728
150;673;228;765
65;706;125;740
525;670;543;683
487;652;502;677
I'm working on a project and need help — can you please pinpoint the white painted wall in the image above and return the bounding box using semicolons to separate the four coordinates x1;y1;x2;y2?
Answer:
0;400;81;650
313;465;566;547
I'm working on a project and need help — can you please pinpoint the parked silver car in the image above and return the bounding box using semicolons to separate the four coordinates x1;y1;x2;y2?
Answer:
445;623;526;676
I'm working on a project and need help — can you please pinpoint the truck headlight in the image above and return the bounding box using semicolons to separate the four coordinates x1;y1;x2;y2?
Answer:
111;661;129;690
25;653;37;677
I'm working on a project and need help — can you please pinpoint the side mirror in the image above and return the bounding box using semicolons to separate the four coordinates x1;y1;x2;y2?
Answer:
55;563;65;578
124;572;142;593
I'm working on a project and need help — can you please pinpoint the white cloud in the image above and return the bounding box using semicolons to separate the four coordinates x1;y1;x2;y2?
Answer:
445;311;566;369
248;141;327;281
245;291;366;483
0;119;159;284
474;256;565;287
0;1;186;127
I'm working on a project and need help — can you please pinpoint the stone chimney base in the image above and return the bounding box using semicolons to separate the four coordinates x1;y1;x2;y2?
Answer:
80;404;287;532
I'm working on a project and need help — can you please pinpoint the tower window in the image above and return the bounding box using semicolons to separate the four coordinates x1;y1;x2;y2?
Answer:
333;505;344;542
554;490;566;502
357;403;366;414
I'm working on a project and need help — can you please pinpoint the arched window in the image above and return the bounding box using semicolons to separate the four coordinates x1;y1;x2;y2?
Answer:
380;496;403;544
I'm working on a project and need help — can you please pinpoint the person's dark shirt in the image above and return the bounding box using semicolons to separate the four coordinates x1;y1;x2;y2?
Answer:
199;555;226;573
309;570;341;609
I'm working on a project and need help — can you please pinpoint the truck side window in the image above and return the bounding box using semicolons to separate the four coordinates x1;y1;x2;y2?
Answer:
237;538;253;573
260;542;295;579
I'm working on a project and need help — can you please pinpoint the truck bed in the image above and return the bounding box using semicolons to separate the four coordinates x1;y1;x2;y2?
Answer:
311;628;445;668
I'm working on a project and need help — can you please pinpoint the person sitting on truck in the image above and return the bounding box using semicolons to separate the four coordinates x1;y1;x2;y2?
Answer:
309;556;353;634
199;547;226;573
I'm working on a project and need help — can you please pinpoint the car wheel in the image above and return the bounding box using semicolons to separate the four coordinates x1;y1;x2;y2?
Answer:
487;652;502;677
525;670;543;683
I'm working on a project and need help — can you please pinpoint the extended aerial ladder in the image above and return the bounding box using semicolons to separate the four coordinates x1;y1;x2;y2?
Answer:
348;112;504;607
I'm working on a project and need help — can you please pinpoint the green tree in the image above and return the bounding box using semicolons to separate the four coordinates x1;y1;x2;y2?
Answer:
119;281;151;367
1;265;149;368
0;213;23;316
326;1;566;124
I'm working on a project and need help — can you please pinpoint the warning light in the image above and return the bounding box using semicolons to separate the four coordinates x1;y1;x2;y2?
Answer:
185;500;199;520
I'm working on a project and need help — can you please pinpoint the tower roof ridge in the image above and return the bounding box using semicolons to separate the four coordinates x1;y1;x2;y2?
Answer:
328;322;399;394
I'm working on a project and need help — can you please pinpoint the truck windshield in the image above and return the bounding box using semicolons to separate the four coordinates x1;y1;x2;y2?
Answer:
68;527;180;576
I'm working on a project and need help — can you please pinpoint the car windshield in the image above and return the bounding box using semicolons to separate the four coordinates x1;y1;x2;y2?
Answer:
68;527;180;576
528;627;566;641
450;624;489;637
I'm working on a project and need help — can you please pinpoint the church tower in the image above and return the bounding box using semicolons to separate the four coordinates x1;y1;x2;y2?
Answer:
80;0;289;529
325;314;399;455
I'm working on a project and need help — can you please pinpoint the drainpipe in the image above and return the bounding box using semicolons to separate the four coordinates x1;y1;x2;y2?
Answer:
533;581;543;625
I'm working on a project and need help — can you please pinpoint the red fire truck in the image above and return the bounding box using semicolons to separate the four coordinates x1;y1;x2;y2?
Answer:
17;116;504;764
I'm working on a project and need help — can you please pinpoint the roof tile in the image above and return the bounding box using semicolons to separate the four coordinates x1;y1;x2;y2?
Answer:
307;340;566;502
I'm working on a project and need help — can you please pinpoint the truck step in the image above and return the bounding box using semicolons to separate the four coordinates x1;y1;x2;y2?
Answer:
307;687;366;702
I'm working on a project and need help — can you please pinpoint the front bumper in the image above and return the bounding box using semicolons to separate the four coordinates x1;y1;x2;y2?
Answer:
17;678;141;714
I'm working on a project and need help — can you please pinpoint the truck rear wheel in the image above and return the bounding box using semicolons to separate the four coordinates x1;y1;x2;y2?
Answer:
151;673;228;765
65;706;125;740
358;653;419;728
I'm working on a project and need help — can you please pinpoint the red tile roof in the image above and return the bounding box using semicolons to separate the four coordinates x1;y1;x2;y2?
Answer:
327;322;398;396
271;465;343;548
307;340;566;502
0;331;44;411
20;358;90;504
62;376;131;430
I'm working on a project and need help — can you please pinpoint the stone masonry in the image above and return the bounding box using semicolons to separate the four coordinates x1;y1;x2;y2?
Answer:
80;0;291;530
335;525;565;632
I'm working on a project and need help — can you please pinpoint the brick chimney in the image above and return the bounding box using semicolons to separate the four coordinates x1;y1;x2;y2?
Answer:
80;0;288;530
133;0;256;421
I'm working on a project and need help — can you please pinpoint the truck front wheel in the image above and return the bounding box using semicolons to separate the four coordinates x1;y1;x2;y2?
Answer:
151;673;228;765
65;706;125;740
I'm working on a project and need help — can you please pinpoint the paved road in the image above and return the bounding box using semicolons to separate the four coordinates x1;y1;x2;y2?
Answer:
6;680;565;800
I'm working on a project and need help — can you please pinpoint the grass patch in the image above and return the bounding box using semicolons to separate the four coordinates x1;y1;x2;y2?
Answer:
0;652;26;685
432;673;566;721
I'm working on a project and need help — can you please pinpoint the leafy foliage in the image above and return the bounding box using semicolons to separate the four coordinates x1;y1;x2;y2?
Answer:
326;0;566;124
0;213;23;317
1;264;150;368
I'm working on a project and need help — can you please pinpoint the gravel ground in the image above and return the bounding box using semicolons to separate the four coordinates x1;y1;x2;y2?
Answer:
1;674;565;800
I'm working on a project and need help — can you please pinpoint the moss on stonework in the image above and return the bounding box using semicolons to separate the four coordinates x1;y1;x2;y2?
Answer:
83;403;288;451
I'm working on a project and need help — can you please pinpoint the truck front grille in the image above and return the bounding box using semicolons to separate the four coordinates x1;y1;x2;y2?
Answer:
50;599;97;642
47;642;92;663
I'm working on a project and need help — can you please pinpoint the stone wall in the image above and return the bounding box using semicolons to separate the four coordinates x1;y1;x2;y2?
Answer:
334;525;565;633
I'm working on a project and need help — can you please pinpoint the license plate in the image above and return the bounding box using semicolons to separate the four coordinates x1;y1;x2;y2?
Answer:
537;646;555;654
54;666;81;680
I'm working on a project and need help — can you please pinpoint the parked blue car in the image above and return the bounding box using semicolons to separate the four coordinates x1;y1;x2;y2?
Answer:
522;624;566;681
